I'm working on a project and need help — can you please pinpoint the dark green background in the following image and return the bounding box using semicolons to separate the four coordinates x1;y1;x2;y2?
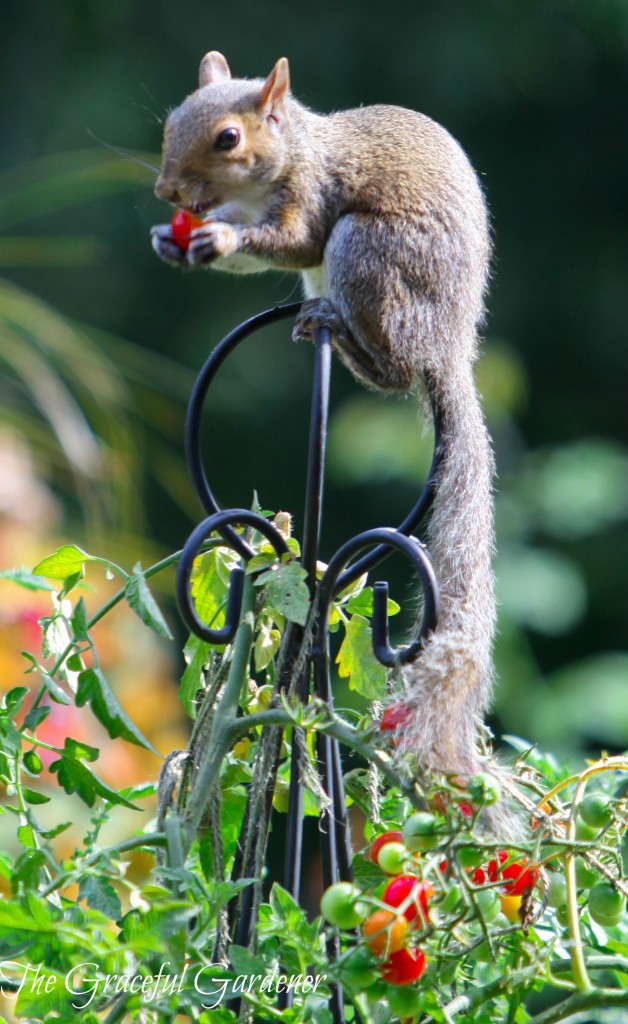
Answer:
2;0;627;760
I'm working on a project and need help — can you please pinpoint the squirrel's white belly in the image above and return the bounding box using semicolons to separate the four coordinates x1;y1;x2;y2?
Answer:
301;264;328;299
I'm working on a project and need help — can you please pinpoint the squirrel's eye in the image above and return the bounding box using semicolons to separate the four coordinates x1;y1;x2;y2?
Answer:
215;127;240;151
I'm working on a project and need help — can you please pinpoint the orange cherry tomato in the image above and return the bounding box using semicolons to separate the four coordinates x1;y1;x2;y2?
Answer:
362;910;408;956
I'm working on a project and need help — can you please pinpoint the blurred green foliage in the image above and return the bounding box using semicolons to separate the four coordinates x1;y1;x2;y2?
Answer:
1;0;627;762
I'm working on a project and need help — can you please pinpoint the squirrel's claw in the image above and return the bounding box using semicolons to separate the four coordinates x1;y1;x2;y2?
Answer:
292;298;348;345
187;222;238;266
151;224;186;266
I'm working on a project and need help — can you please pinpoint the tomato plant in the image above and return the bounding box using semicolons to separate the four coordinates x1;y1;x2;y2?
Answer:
0;528;626;1023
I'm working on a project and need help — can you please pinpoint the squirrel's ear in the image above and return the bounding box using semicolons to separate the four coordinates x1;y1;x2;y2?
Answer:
199;51;232;87
258;58;290;123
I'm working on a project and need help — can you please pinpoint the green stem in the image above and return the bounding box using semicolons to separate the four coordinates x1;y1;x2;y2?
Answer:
526;989;628;1024
182;578;256;855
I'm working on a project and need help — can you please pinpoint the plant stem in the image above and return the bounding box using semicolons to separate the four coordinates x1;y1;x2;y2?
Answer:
181;578;256;855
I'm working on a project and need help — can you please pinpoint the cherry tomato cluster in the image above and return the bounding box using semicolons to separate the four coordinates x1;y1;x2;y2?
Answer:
470;848;538;922
321;825;436;987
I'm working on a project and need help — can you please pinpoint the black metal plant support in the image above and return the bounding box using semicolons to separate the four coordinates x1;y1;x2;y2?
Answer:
176;303;443;1023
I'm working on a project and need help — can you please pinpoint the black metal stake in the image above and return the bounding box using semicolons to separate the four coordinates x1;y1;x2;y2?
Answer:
176;304;441;1024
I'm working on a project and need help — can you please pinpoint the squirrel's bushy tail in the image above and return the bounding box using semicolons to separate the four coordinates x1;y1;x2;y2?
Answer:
397;356;496;780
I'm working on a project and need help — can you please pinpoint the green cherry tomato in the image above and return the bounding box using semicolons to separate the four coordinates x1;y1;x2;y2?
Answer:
368;830;403;865
556;904;570;929
340;946;380;991
474;888;502;924
547;871;568;909
575;818;599;842
458;846;484;869
402;812;441;853
320;882;367;929
467;773;501;806
439;884;463;914
387;984;425;1017
377;841;408;875
575;857;598;890
588;881;626;927
579;793;613;831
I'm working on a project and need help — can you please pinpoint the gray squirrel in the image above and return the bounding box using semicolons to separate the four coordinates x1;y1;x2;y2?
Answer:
151;53;496;795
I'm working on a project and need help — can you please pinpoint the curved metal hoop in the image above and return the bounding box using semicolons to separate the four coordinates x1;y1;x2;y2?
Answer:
319;527;439;666
185;302;302;559
176;508;290;644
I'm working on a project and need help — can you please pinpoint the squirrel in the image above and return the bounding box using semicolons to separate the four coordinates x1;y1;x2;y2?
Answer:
151;53;497;800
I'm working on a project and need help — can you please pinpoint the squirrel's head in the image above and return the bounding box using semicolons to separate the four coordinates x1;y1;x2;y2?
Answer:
155;53;292;212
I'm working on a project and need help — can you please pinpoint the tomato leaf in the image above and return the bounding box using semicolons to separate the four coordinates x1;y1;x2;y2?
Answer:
125;564;173;640
32;544;93;580
76;667;158;753
336;613;386;699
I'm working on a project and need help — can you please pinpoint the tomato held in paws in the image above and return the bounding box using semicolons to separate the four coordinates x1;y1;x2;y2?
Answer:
171;209;204;251
382;874;432;925
381;946;426;985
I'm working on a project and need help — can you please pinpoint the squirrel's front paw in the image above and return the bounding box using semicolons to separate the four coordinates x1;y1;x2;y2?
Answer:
292;298;349;344
187;222;239;266
150;224;187;265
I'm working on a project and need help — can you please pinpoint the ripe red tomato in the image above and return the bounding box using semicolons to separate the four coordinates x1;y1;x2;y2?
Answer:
368;831;403;865
382;874;432;926
381;946;426;986
171;209;205;251
487;849;509;881
502;861;538;895
487;850;537;895
380;703;411;732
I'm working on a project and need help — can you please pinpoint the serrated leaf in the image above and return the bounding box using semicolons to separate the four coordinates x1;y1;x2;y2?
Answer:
76;667;158;752
336;614;386;699
79;875;122;919
125;564;173;639
32;544;94;580
346;586;400;618
180;634;211;719
0;567;55;591
254;623;281;671
49;738;138;809
254;562;310;626
190;547;231;629
228;944;268;977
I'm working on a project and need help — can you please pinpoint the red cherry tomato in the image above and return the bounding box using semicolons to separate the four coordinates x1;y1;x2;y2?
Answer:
171;209;205;251
381;946;426;986
487;849;509;881
383;874;432;926
502;861;539;895
472;866;487;885
380;703;411;731
368;831;403;865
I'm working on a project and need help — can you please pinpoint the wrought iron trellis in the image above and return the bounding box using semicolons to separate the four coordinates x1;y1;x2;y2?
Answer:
176;302;443;1023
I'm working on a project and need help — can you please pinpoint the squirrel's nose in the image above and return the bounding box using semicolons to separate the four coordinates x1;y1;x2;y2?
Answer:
154;176;181;204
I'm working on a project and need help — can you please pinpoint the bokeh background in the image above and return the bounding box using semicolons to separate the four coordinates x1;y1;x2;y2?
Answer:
1;0;627;821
